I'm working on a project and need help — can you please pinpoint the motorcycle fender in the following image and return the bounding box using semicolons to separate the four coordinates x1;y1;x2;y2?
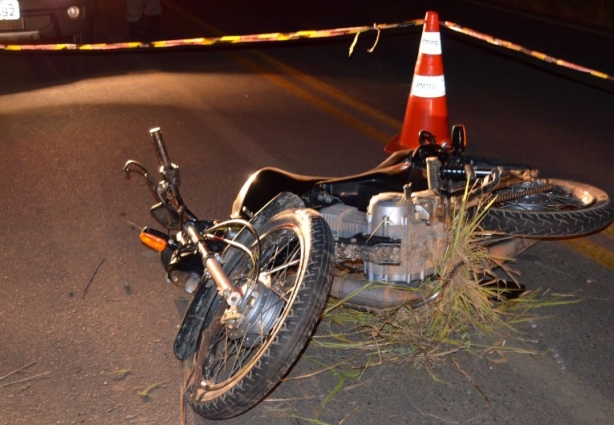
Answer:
173;279;217;361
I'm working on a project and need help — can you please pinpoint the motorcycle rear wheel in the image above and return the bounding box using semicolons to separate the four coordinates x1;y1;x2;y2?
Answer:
482;179;614;238
183;209;334;419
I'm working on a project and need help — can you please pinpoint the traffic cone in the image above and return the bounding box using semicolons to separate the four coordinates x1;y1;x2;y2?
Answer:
385;10;450;153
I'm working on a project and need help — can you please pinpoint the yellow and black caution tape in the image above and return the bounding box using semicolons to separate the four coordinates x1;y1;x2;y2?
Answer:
0;19;422;52
1;16;611;83
443;20;614;82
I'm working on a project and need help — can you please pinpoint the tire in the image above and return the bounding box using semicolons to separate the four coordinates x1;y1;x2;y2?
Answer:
482;179;614;238
183;209;335;419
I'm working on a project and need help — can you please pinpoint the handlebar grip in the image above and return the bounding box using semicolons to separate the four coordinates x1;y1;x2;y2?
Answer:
149;127;172;169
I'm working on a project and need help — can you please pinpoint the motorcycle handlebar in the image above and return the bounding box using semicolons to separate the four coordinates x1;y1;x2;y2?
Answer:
149;127;172;169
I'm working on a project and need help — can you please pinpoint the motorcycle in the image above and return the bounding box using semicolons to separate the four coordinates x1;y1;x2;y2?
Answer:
124;125;613;420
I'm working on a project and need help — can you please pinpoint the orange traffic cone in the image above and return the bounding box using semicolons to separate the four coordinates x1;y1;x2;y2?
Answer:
385;10;450;153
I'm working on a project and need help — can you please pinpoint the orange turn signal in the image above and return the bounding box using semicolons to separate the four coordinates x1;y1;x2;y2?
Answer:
140;229;168;252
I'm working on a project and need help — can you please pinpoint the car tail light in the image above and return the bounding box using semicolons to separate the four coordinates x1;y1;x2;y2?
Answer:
66;6;80;19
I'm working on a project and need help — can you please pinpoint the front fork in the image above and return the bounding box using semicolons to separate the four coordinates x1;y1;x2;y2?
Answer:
183;223;244;306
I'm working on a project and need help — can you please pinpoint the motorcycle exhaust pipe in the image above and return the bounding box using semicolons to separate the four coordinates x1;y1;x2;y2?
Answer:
486;237;538;263
329;238;538;309
330;275;426;310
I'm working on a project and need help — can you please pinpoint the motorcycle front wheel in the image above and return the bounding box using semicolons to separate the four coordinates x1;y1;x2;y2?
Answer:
482;179;614;238
183;209;334;419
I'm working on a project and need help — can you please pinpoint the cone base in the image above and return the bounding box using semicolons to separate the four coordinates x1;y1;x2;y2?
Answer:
384;134;404;153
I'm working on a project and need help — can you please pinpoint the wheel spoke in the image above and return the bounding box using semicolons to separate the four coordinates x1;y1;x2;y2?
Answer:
229;339;251;376
261;258;300;277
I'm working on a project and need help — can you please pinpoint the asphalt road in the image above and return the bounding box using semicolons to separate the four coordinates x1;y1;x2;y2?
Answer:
1;1;613;424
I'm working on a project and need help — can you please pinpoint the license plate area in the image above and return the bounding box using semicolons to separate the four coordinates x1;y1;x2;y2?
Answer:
0;0;20;20
0;17;22;30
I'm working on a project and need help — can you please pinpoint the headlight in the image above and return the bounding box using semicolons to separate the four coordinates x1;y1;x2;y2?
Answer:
168;269;201;294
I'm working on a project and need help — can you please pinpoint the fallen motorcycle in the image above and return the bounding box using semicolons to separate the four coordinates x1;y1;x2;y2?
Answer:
124;125;613;419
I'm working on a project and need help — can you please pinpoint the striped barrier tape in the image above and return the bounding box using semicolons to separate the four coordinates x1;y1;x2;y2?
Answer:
443;20;614;82
1;17;611;82
0;19;423;51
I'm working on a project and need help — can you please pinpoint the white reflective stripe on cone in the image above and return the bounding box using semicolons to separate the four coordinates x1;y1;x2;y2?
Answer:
419;32;442;55
410;75;446;98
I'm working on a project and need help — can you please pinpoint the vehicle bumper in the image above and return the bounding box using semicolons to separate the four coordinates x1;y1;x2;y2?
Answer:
0;0;97;41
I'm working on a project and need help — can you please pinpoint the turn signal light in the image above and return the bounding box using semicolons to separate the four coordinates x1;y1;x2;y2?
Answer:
140;228;168;252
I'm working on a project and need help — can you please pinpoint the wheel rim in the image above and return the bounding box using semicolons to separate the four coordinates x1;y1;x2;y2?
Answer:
188;223;305;399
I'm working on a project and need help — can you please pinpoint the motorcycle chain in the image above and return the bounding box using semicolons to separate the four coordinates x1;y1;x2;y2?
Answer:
491;183;554;204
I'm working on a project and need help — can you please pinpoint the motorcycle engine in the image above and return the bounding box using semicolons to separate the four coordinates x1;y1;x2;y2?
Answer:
319;190;447;285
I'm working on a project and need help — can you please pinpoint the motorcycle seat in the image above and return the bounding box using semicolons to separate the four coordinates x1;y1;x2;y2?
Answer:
231;149;415;218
